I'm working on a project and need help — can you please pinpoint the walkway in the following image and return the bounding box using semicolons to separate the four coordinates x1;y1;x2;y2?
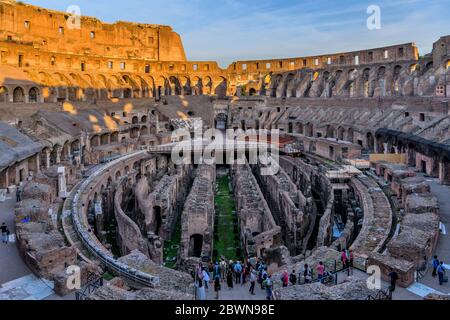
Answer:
415;175;450;295
0;195;63;300
205;280;267;301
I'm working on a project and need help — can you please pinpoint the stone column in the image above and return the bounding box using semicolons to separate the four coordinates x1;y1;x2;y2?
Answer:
45;150;51;168
57;166;68;198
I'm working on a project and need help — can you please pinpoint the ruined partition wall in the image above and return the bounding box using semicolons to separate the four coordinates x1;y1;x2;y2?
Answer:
179;165;216;268
231;163;282;260
251;160;311;256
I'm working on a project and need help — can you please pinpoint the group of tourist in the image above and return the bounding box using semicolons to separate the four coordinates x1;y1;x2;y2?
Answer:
195;257;275;300
1;222;10;244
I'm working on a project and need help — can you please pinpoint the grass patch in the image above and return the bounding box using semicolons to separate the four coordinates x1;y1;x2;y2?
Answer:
214;175;240;262
163;215;182;269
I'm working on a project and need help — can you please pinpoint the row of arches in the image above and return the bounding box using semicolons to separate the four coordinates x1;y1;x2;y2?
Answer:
0;86;40;103
287;121;376;152
16;71;228;103
263;63;413;99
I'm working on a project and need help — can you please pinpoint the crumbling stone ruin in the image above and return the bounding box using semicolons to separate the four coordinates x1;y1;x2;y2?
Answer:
179;165;215;269
0;0;449;301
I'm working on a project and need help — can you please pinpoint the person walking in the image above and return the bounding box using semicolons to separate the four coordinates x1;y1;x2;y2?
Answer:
437;261;447;286
226;268;234;289
214;275;221;299
220;258;227;282
388;268;399;292
303;264;312;284
317;262;325;283
261;268;268;289
202;267;210;290
16;187;21;202
197;278;206;300
234;261;242;285
1;222;8;244
432;256;440;278
263;275;273;300
347;250;354;276
281;271;289;287
341;249;348;269
289;270;297;285
213;262;221;281
249;269;256;295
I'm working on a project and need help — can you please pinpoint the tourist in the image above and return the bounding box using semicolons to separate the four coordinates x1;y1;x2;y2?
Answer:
234;261;242;285
213;262;221;280
348;250;354;276
202;267;210;290
197;278;206;300
261;268;268;289
437;261;447;286
263;274;273;300
432;256;440;277
281;271;289;287
317;261;325;283
249;269;256;295
1;222;8;244
220;258;227;282
341;249;348;269
303;264;312;284
388;268;399;292
214;275;221;299
289;270;297;285
226;268;234;289
16;187;21;202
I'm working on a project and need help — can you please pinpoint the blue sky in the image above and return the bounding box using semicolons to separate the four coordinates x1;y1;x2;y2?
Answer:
22;0;450;67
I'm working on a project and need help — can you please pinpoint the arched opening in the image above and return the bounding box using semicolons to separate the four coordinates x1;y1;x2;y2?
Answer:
140;126;149;136
326;125;335;138
132;116;139;125
169;76;182;95
347;128;354;143
192;77;203;95
305;123;313;137
214;77;227;97
377;67;386;96
111;132;119;143
141;115;148;123
271;74;283;97
249;88;257;96
189;234;203;258
366;132;375;152
100;133;109;145
123;88;132;99
91;135;100;148
153;206;162;236
204;77;213;95
337;127;345;141
13;87;25;103
362;68;371;97
0;86;8;103
288;122;294;134
393;65;402;95
29;87;39;103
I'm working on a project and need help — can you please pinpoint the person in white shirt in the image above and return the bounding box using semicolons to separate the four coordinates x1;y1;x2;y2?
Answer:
202;268;210;289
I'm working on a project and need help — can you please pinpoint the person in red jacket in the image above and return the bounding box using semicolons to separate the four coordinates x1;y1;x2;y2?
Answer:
281;271;289;287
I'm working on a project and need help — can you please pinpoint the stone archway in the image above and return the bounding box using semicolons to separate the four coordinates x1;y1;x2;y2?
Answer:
13;87;25;103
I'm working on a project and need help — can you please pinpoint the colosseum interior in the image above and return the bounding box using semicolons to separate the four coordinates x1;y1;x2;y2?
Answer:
0;0;450;302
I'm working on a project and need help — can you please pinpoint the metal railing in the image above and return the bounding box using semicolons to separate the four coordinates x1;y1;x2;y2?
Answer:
75;272;104;300
66;151;161;288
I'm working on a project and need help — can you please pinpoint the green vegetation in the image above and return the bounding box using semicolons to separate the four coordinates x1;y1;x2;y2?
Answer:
214;175;241;262
105;217;121;258
163;215;182;269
